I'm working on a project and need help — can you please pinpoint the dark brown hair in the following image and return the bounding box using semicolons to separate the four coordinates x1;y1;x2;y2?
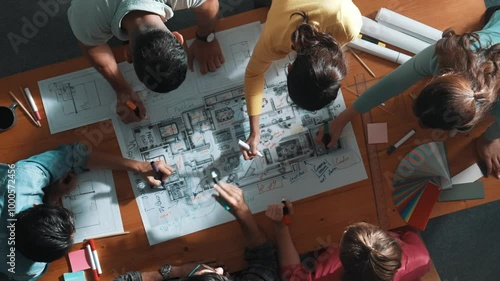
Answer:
340;222;402;281
287;11;347;111
414;30;500;130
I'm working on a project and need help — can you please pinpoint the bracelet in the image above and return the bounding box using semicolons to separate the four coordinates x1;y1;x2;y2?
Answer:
188;264;201;277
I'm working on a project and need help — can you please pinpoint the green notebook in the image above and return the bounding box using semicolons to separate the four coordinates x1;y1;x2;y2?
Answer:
438;182;485;201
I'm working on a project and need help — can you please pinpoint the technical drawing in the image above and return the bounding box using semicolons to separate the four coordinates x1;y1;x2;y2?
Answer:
50;81;101;115
63;180;99;228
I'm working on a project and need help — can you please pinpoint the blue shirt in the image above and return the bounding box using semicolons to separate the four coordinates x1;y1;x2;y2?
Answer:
0;143;89;281
353;11;500;140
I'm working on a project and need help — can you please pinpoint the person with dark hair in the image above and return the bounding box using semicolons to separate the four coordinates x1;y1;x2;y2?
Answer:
317;7;500;178
0;143;174;280
265;203;430;281
241;0;362;160
68;0;224;124
114;182;279;281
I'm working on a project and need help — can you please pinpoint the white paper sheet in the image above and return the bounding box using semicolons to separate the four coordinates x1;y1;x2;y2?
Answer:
451;163;484;185
348;38;412;64
62;169;124;243
375;8;442;44
361;17;431;54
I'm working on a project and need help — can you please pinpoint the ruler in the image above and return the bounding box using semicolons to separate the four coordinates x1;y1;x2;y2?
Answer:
354;73;390;229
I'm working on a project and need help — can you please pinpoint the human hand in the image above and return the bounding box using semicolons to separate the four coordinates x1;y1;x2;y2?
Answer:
241;132;261;160
265;201;293;224
116;89;147;124
315;118;346;149
171;260;226;277
476;136;500;178
138;160;174;186
188;38;225;74
43;172;78;205
213;181;249;217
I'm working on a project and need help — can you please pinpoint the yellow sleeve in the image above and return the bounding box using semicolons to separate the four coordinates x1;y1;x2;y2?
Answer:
244;37;275;116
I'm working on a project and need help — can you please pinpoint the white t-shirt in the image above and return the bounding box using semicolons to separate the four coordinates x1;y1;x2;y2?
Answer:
68;0;206;46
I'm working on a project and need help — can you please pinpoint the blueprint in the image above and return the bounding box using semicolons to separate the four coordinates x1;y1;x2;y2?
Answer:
114;81;368;244
62;169;124;243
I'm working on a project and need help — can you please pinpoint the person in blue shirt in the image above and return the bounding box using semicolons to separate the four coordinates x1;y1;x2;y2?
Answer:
0;143;173;281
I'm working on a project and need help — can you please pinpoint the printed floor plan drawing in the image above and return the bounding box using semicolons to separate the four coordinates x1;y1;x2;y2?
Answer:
62;169;124;243
114;80;368;245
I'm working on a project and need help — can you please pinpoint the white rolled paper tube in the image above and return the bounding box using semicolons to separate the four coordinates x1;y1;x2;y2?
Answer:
361;17;430;54
347;38;412;65
375;8;442;44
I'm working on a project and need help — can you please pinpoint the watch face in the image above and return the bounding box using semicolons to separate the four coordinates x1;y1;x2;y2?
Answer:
207;33;215;43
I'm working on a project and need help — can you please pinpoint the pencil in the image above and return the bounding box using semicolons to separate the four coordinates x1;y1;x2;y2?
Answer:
9;91;41;127
83;231;130;241
348;47;377;78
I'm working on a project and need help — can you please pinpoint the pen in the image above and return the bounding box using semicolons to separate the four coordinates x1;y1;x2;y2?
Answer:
86;244;99;281
9;91;41;127
126;100;141;118
88;239;102;275
281;198;291;225
150;161;164;184
22;87;41;121
238;140;263;157
211;169;231;211
322;122;331;150
387;129;416;155
357;33;387;47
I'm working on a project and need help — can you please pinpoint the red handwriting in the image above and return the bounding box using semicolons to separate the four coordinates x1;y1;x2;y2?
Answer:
258;180;282;194
335;155;350;166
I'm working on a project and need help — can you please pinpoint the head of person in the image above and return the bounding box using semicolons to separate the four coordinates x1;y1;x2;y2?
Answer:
182;264;231;281
286;11;347;111
413;29;500;130
131;28;187;93
339;222;402;281
15;204;75;262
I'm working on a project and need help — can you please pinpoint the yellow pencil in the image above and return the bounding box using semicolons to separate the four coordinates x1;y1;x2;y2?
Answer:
348;47;377;78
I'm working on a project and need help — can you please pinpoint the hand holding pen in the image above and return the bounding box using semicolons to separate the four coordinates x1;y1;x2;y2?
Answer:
139;160;174;187
116;90;147;124
265;199;293;225
213;181;249;218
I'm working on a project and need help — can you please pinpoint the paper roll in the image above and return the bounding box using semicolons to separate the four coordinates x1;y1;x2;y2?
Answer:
347;38;412;65
361;17;431;54
376;8;442;44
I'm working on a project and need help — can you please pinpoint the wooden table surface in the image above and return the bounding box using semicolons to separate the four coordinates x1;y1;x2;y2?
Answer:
0;0;494;280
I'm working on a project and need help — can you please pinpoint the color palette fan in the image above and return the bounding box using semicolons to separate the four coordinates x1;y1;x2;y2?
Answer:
392;142;452;230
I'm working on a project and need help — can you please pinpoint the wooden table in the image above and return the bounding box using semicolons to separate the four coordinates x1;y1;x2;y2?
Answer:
1;8;379;281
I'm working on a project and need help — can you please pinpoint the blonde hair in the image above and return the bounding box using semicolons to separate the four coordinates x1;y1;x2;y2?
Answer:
339;222;402;281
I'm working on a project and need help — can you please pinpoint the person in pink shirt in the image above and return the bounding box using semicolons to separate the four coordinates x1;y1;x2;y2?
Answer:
265;202;431;281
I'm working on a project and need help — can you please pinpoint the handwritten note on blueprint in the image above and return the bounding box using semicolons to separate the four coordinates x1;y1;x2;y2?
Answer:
62;169;124;243
111;23;367;245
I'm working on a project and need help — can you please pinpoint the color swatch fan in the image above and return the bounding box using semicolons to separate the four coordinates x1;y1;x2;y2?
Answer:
392;142;451;230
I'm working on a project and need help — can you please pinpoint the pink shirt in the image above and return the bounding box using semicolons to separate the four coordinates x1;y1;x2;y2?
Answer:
282;229;430;281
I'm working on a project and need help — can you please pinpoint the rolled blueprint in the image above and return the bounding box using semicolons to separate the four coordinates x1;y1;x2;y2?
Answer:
361;17;430;54
376;8;442;44
347;38;412;64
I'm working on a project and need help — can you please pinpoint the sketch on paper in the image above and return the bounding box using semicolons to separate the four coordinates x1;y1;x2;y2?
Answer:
62;169;124;243
114;79;367;245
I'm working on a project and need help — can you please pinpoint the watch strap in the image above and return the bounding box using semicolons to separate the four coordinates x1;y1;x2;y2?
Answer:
195;32;215;42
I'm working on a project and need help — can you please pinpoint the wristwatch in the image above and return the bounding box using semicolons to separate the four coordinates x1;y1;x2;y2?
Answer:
159;264;172;280
195;31;216;43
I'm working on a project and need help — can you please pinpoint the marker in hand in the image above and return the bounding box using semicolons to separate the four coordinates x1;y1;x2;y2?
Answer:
238;140;263;157
282;198;291;225
211;169;231;211
150;161;164;188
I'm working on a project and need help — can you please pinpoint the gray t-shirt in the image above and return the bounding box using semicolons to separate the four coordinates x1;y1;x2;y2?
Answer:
68;0;206;46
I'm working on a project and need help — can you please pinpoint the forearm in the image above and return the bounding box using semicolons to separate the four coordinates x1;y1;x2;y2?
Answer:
273;224;300;266
86;147;142;173
237;210;268;248
194;0;219;36
336;106;360;125
249;115;261;135
79;42;130;94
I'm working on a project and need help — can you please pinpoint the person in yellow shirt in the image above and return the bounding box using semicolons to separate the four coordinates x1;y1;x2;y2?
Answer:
241;0;362;159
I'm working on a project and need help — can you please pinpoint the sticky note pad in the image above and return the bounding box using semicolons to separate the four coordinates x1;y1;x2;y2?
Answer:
68;249;91;272
63;271;86;281
438;182;485;202
367;123;388;144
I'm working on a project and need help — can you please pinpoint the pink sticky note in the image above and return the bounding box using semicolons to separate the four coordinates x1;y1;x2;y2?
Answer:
367;123;388;144
68;249;91;272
